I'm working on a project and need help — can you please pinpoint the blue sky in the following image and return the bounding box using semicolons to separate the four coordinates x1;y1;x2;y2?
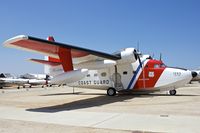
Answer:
0;0;200;75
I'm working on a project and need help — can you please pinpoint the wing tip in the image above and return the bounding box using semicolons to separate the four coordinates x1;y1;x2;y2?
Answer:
3;35;28;47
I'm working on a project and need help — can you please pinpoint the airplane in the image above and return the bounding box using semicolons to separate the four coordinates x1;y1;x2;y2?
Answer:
3;35;197;96
0;73;29;89
20;73;51;88
20;73;50;80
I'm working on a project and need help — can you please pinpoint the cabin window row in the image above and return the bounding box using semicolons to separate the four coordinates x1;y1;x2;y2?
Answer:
86;72;107;77
86;71;129;77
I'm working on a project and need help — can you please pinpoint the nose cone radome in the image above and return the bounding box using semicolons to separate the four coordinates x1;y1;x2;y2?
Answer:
191;71;197;78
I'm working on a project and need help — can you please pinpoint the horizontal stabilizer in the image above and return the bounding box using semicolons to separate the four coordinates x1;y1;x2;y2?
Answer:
29;59;61;66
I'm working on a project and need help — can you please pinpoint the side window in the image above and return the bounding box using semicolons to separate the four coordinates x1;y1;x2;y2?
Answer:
94;73;98;77
154;64;160;68
86;74;90;77
123;71;128;75
101;72;107;77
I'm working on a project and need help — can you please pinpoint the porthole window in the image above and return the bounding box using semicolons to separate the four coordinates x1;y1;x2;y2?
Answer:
86;74;90;77
101;72;107;77
123;71;128;75
154;64;160;68
94;73;98;77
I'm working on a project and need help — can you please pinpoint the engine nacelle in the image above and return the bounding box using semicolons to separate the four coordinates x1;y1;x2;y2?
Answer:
117;48;138;64
76;60;116;70
50;69;88;85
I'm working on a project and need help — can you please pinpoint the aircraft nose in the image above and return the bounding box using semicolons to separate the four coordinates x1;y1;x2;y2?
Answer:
191;71;197;78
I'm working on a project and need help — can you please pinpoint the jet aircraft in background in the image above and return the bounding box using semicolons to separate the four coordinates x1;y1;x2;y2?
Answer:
0;73;51;89
4;35;197;96
20;73;51;88
0;73;28;89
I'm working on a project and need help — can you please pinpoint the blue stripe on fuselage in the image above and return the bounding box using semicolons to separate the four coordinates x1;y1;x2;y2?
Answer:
126;60;146;90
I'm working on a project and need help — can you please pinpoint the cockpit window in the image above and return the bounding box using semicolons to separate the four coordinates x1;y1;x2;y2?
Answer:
154;63;166;68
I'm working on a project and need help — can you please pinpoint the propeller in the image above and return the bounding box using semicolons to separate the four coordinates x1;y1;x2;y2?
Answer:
133;49;143;68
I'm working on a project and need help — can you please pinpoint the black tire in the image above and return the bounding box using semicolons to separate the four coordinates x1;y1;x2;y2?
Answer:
169;89;176;95
107;87;116;96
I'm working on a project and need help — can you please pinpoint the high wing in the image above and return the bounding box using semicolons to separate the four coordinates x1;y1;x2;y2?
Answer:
4;35;121;63
4;35;122;72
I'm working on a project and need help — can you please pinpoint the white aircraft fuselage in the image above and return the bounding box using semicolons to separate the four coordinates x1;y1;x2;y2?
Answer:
67;56;193;94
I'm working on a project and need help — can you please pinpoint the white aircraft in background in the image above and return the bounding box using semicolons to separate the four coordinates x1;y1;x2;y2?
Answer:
0;73;29;89
4;35;197;96
20;73;51;88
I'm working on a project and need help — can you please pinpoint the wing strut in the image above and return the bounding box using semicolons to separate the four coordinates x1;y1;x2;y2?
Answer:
47;36;73;72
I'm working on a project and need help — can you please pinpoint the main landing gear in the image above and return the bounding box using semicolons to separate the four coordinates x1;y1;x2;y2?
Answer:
107;87;116;96
169;89;176;95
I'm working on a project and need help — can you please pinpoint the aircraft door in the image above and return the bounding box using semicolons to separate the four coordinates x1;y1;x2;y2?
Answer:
110;64;135;91
111;66;124;91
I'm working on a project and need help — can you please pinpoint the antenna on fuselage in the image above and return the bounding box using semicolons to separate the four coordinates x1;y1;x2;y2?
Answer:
159;53;162;61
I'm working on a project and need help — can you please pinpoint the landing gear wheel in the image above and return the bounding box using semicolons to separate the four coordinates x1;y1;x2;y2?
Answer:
107;88;116;96
169;89;176;95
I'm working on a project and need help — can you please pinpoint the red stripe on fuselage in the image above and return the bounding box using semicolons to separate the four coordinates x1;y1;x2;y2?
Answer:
133;59;165;90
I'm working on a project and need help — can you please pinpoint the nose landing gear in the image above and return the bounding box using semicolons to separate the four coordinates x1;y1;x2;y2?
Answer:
169;89;176;95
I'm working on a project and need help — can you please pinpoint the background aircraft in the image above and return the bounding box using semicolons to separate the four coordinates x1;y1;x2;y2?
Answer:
0;73;28;89
3;35;197;95
20;73;51;88
0;73;51;89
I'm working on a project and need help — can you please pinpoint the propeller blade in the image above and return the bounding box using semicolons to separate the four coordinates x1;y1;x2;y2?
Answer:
138;55;143;68
133;49;142;68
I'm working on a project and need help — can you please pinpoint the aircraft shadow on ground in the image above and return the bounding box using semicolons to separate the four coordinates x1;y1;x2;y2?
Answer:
26;92;199;113
26;95;135;113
